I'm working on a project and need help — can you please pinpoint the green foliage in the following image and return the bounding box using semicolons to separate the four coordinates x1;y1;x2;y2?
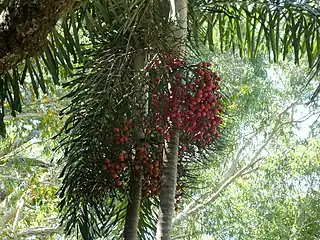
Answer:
189;0;320;101
172;51;320;240
201;139;320;240
0;82;67;239
1;1;320;239
55;1;179;238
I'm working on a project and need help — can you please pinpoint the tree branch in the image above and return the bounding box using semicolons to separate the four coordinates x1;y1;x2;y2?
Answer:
4;112;46;120
0;209;16;228
0;175;55;185
14;226;64;237
0;0;86;74
12;198;24;231
172;156;265;227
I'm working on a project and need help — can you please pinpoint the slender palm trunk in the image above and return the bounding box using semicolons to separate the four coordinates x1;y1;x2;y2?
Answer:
123;51;147;240
124;174;142;240
156;129;179;240
156;0;188;239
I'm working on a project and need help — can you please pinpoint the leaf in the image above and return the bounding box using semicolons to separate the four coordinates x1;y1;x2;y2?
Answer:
0;76;5;136
275;10;280;63
7;72;21;112
26;59;39;98
268;11;277;62
309;82;320;103
71;12;83;60
282;15;291;61
218;14;225;53
302;18;314;69
94;0;111;24
52;29;74;71
245;12;252;59
291;14;302;65
84;9;97;45
35;56;47;93
42;45;60;85
20;61;28;85
62;20;78;63
234;10;243;58
253;12;265;58
207;14;214;51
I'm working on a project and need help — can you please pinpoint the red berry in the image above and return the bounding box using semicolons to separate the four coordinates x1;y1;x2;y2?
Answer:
175;72;183;79
116;179;123;186
153;77;160;84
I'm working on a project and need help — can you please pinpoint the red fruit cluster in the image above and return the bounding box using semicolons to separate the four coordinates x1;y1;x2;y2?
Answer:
102;120;163;196
102;120;133;187
102;154;126;187
100;56;223;205
143;55;223;201
133;144;161;196
147;56;223;148
114;120;132;145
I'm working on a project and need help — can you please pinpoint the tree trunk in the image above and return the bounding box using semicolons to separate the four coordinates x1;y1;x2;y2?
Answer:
156;129;179;240
0;0;85;74
124;174;142;240
156;0;187;239
123;51;146;240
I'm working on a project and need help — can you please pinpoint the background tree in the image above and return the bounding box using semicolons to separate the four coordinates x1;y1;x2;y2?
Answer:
172;52;320;239
0;81;68;239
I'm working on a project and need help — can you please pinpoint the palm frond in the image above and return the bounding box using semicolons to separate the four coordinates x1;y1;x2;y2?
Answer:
189;0;320;101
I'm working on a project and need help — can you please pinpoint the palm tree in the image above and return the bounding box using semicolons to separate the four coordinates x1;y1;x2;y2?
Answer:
155;1;188;239
1;0;320;239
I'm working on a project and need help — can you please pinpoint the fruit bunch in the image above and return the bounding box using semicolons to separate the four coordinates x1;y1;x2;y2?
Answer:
146;55;223;149
101;119;164;196
100;55;223;203
133;143;162;196
101;120;133;187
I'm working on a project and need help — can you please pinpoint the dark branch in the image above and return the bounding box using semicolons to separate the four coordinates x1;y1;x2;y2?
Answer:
0;0;85;74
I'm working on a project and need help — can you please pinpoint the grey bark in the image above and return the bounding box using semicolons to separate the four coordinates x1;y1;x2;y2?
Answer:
156;0;187;239
0;0;85;74
124;174;142;240
123;52;146;240
156;129;179;240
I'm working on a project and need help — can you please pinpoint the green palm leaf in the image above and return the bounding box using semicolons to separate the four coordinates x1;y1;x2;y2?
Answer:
190;1;320;100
